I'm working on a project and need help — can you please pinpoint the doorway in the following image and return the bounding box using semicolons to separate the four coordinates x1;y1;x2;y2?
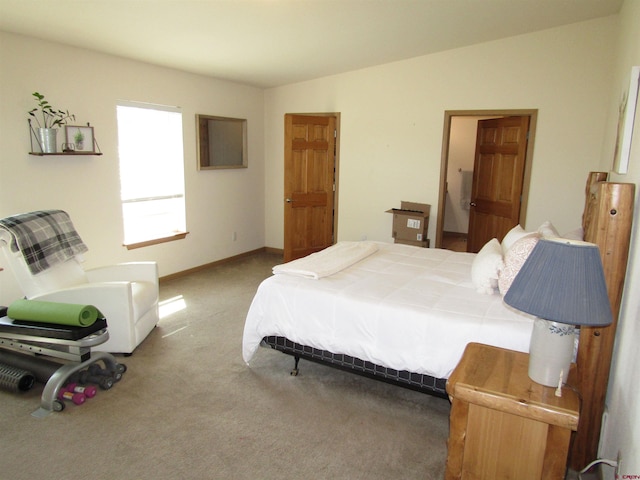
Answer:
436;109;537;250
283;113;340;262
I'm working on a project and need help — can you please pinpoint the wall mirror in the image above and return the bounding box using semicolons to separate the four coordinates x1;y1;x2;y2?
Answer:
196;114;248;170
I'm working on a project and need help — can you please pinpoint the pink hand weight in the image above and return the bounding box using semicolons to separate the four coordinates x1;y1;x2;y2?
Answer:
66;382;97;398
57;388;86;405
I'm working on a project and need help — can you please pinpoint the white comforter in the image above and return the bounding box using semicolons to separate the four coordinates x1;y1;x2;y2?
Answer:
242;242;534;379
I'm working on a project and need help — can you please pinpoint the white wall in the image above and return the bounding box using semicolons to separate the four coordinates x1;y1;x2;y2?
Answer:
598;0;640;476
0;32;265;305
264;17;618;249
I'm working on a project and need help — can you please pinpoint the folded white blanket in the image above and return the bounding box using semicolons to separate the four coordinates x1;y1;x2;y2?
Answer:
272;241;379;279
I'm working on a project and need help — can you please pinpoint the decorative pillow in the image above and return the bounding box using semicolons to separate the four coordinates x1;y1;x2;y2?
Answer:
471;238;503;295
498;234;540;296
562;227;584;241
501;225;531;256
537;221;560;239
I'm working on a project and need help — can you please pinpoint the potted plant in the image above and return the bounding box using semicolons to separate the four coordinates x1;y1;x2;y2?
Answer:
28;92;75;153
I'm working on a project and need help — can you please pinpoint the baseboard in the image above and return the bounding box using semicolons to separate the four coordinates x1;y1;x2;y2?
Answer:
442;231;468;238
159;247;281;282
264;246;284;255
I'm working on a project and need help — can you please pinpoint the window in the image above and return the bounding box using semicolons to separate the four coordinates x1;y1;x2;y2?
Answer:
116;101;186;247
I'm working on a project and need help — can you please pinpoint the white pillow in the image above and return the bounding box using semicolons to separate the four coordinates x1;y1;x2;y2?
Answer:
501;225;531;256
471;238;503;295
498;234;540;296
562;227;584;241
537;221;560;239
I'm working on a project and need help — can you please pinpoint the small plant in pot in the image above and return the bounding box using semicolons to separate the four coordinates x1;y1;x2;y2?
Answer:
28;92;75;153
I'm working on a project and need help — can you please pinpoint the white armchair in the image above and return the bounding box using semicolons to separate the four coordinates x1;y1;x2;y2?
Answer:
0;215;159;355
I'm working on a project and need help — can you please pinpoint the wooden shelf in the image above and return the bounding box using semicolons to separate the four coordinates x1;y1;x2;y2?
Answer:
29;152;102;156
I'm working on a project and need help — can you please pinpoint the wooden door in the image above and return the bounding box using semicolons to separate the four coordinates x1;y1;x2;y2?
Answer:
467;116;529;252
284;114;336;262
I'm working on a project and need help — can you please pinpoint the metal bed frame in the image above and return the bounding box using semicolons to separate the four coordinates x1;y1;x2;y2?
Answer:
262;335;448;398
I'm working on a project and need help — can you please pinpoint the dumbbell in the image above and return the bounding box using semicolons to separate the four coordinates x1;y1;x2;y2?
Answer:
57;387;86;406
88;364;124;382
65;382;97;399
76;370;114;390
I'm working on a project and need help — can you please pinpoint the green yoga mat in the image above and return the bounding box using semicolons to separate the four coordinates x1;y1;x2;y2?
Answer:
7;299;100;327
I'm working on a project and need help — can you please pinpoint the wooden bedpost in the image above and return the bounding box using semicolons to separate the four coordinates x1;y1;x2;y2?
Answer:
569;174;635;470
581;172;608;225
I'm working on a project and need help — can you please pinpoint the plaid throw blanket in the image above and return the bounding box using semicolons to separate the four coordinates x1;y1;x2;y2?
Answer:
0;210;88;275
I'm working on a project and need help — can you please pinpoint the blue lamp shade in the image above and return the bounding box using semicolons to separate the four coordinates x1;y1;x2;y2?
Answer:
503;238;612;327
504;238;612;387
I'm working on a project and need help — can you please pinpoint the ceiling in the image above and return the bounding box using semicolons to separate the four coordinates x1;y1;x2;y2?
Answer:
0;0;623;88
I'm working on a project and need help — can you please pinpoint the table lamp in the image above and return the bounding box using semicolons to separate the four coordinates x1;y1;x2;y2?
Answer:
503;238;612;387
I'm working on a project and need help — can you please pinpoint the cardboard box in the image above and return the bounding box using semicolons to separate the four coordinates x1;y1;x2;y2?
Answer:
396;238;431;248
386;201;430;247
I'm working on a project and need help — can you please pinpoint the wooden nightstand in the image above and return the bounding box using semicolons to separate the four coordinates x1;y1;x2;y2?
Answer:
445;343;579;480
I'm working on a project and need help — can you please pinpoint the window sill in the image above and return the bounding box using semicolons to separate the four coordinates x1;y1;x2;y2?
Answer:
124;232;189;250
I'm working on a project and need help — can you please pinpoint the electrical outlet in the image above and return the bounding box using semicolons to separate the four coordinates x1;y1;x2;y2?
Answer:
232;231;237;242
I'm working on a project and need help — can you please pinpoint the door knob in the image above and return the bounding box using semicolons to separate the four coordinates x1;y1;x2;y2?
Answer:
470;202;477;207
285;198;293;203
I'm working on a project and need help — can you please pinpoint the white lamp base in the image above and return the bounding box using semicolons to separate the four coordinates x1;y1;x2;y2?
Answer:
528;319;575;387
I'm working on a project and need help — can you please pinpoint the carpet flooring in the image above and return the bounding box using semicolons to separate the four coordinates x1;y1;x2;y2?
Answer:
0;251;450;480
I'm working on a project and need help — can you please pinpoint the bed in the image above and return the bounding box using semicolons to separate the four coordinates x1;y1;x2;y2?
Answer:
242;172;634;469
243;242;536;397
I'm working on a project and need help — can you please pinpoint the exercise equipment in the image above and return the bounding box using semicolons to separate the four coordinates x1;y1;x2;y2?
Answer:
88;363;126;382
0;315;126;417
57;388;86;406
0;349;61;383
69;369;114;390
0;362;35;392
65;382;97;398
7;299;100;327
